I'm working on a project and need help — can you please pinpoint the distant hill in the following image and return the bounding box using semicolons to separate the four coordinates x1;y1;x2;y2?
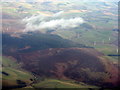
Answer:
2;32;86;55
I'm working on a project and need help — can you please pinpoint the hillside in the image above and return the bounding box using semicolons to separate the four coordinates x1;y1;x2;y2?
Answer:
1;56;99;89
13;48;119;88
1;56;34;89
2;33;86;55
32;79;98;88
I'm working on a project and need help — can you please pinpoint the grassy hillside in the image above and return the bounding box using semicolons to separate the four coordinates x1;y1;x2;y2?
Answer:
2;56;20;68
1;56;100;89
32;79;98;88
1;56;34;89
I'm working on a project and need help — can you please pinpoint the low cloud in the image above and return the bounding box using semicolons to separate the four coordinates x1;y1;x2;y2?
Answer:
53;11;64;17
23;11;85;32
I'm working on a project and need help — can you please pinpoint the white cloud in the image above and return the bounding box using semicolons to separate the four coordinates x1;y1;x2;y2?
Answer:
53;11;64;17
23;11;85;32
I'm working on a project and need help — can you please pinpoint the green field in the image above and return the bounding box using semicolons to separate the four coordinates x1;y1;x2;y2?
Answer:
2;56;20;68
1;56;33;87
32;79;98;88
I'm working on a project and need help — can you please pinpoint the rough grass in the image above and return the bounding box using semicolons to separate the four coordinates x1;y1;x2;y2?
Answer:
1;56;33;87
2;56;19;68
32;79;98;88
2;67;33;87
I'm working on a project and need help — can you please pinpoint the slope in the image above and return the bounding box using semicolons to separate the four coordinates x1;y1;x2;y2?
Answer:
1;56;34;89
14;48;119;88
